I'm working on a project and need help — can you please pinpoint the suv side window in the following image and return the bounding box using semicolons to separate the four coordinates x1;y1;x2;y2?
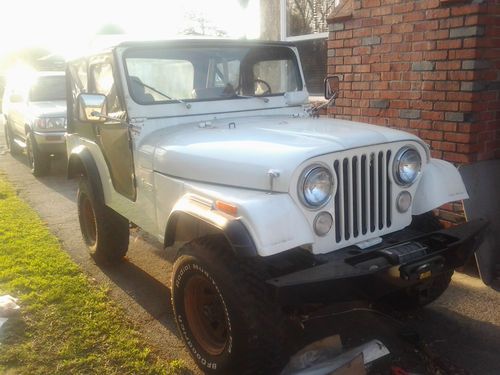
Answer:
90;63;122;114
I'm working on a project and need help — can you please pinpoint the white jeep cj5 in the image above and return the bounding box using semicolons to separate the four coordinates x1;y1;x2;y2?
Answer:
65;39;486;374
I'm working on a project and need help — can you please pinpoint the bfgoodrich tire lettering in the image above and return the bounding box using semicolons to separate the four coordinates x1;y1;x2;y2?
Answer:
77;177;129;263
172;236;294;374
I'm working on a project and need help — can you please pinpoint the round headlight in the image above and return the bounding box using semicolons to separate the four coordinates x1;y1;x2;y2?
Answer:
299;165;333;208
393;147;422;186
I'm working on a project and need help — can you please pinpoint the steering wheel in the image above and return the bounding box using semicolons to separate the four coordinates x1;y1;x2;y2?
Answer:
254;79;272;95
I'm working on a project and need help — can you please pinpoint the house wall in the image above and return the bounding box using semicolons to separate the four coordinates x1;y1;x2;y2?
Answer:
327;0;500;165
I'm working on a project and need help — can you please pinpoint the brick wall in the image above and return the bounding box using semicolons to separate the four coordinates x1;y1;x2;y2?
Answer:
327;0;500;165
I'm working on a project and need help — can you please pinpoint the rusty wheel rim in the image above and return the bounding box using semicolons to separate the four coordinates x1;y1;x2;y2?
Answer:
184;274;228;356
81;195;97;246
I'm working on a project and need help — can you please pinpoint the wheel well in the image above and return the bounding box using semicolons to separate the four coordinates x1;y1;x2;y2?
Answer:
165;211;258;257
67;154;86;179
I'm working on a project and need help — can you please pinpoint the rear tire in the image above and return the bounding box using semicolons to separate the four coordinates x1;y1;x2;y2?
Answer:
77;177;129;264
26;131;50;176
172;236;294;374
382;211;453;310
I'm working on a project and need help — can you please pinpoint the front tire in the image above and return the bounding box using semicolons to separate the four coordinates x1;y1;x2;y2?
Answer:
77;177;129;263
26;132;50;176
172;236;293;374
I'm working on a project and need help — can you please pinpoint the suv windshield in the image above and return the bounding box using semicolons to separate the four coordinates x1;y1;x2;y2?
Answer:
30;75;66;102
124;45;303;104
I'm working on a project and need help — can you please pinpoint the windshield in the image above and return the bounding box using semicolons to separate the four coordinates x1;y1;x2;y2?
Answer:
124;45;303;105
29;75;66;102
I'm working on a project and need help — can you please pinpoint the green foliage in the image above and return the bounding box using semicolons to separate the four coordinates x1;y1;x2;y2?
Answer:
0;177;186;374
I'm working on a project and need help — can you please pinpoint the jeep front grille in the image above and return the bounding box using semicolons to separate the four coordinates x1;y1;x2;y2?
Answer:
333;150;392;243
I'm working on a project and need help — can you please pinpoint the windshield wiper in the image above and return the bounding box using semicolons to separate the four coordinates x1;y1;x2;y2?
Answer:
131;78;191;109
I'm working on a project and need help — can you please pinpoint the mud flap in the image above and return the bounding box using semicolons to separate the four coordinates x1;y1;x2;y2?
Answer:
460;159;500;289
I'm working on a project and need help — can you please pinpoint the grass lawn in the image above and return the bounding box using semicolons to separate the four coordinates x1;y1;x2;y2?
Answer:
0;176;186;374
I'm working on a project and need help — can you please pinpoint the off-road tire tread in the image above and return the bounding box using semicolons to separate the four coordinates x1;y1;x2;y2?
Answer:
77;177;129;264
174;235;295;374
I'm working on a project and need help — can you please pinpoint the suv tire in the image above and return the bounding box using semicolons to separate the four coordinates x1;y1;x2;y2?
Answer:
172;236;293;374
77;177;129;263
26;131;50;176
4;121;22;155
381;211;453;310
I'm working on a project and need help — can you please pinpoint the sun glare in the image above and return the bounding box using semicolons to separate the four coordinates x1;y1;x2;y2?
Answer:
0;0;261;66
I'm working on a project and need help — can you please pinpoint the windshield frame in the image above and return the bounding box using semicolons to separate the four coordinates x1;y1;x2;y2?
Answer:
121;43;304;106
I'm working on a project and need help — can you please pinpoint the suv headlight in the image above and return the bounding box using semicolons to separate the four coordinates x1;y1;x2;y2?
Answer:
299;165;333;209
33;117;67;130
393;146;422;186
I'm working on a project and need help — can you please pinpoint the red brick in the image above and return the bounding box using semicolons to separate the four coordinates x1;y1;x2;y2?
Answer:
362;0;381;8
420;130;443;140
444;132;474;143
437;39;461;49
423;50;448;60
433;122;458;132
422;71;447;81
382;14;403;24
403;11;425;22
424;30;450;40
439;17;464;29
344;55;362;64
362;17;383;27
353;64;371;73
447;92;475;102
413;41;436;51
464;15;480;26
410;120;432;129
434;101;459;111
393;2;414;14
451;4;486;16
447;71;475;81
372;25;392;35
382;34;403;43
435;81;460;91
392;23;414;33
390;100;410;109
426;8;451;19
371;81;389;90
432;141;457;151
422;91;446;101
415;0;440;10
352;82;370;90
336;30;353;39
422;110;444;121
371;5;393;17
328;40;344;48
415;20;439;32
436;61;461;71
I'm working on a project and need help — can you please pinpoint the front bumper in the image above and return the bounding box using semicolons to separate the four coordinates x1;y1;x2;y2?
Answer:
33;131;66;154
267;219;488;305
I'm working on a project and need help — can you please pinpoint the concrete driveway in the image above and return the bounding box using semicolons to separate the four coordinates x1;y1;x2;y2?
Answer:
0;123;499;374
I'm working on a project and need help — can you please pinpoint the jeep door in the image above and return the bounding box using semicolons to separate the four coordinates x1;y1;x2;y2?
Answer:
88;58;136;201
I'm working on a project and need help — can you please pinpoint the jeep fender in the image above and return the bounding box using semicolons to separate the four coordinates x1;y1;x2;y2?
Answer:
412;158;469;215
67;146;105;204
162;187;314;258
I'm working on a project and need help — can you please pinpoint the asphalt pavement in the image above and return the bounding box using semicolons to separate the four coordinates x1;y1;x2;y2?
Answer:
0;123;499;375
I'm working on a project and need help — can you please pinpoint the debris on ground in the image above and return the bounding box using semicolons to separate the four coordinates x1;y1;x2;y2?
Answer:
282;334;390;375
0;295;20;335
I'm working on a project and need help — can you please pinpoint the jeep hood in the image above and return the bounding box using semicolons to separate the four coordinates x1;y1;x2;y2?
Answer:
28;100;66;118
152;116;422;192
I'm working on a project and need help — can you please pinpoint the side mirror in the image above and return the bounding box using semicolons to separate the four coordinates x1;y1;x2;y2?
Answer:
77;93;107;123
324;76;340;100
9;94;24;103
